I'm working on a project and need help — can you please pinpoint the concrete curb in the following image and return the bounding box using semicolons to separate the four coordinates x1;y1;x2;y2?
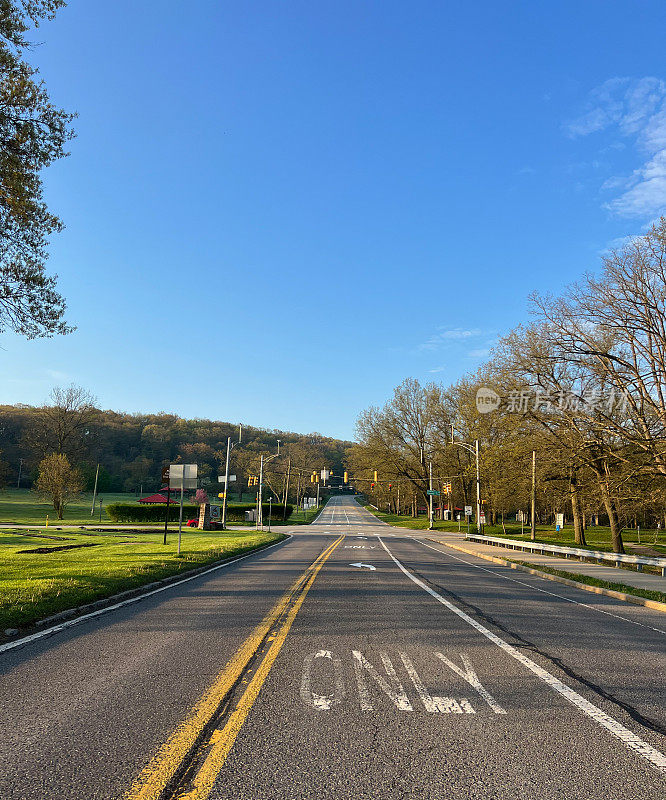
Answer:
430;538;666;614
3;534;290;643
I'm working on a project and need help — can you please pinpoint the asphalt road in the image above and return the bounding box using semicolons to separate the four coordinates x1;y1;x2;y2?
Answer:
1;496;665;799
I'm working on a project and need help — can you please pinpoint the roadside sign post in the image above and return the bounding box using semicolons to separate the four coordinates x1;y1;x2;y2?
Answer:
169;464;198;554
162;466;170;545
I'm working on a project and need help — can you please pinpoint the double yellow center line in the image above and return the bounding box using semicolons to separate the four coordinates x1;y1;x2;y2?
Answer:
124;534;344;800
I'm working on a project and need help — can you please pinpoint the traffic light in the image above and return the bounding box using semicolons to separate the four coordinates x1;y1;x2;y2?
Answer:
373;470;378;482
343;471;348;484
388;483;393;490
311;473;315;483
371;482;375;489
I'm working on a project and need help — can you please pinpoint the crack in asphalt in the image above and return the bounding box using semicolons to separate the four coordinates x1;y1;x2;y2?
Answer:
401;559;666;740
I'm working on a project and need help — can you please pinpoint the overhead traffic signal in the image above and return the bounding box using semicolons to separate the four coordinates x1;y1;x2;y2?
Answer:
371;482;375;489
343;471;348;484
373;470;378;482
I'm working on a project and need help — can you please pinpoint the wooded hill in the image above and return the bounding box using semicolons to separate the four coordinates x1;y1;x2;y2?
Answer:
0;396;351;500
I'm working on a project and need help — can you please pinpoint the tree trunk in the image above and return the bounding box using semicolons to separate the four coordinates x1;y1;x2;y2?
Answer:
598;478;624;553
569;470;587;546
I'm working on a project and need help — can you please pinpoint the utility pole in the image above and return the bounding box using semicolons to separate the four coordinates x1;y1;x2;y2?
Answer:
531;449;536;541
90;463;100;516
222;436;231;529
283;457;291;520
428;460;434;530
17;458;23;489
475;439;481;534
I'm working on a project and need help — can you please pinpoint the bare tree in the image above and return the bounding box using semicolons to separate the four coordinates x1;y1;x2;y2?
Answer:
27;385;97;461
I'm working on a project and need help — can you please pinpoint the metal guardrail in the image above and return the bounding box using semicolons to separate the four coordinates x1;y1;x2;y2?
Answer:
465;534;666;577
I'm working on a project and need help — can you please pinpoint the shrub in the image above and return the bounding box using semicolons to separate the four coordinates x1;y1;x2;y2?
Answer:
106;502;294;523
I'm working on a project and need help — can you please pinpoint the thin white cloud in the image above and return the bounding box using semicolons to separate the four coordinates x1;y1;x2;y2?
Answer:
467;348;491;359
428;366;446;373
45;369;69;381
566;77;666;218
418;327;483;351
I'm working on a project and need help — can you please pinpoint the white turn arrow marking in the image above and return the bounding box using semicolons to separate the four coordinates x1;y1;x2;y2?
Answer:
350;562;376;571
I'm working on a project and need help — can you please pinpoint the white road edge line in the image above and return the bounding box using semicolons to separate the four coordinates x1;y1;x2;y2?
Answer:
411;536;666;636
0;534;293;656
377;535;666;775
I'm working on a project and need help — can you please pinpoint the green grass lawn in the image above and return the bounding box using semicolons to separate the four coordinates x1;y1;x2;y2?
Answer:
365;507;666;550
0;488;143;525
0;528;285;631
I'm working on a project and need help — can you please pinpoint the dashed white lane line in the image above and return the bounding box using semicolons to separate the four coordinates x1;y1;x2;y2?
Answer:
378;535;666;775
411;536;666;637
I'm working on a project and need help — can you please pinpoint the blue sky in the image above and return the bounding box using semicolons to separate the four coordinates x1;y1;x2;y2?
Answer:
3;0;666;441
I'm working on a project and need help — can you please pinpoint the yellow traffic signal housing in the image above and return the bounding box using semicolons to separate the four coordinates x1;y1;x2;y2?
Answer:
343;471;348;484
373;470;378;482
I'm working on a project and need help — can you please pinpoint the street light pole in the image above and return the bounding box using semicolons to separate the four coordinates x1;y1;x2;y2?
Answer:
257;440;281;531
221;424;242;530
257;454;264;529
451;426;482;534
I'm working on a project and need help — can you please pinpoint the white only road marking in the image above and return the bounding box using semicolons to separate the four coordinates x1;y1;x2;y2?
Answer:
343;545;375;549
378;536;666;775
349;562;376;571
413;537;666;637
0;535;293;656
301;650;345;710
399;652;475;714
435;652;506;714
352;650;413;711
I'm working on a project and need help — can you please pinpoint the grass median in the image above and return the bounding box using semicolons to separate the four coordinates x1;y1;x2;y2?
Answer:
0;528;286;632
364;507;666;551
507;559;666;606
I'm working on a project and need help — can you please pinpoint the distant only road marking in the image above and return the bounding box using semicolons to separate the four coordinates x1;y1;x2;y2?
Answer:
0;535;292;656
378;536;666;775
124;534;344;800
